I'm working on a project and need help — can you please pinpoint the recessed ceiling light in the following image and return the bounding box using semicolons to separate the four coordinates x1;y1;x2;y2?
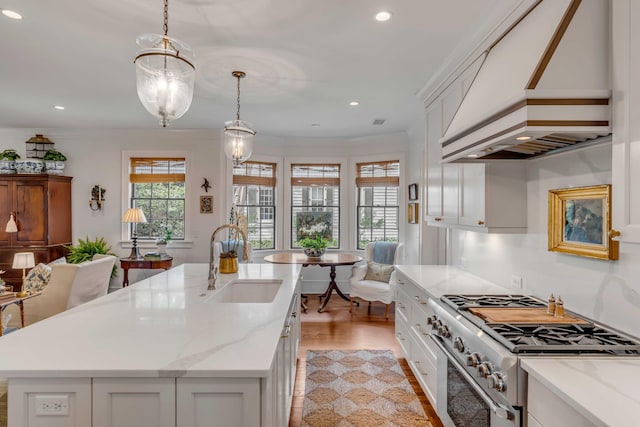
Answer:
467;154;479;158
375;11;392;22
2;9;22;20
516;136;532;141
349;101;359;107
54;105;65;110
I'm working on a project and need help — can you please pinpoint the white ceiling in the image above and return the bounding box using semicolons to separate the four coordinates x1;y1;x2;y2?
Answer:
0;0;515;139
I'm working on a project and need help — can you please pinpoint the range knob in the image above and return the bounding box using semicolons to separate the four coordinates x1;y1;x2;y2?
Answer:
453;336;465;353
427;315;438;327
477;362;493;378
438;324;451;338
487;372;507;392
466;352;481;367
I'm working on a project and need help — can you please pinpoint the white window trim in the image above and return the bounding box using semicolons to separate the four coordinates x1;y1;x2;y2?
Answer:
225;154;284;250
121;150;194;249
285;156;349;250
350;152;406;251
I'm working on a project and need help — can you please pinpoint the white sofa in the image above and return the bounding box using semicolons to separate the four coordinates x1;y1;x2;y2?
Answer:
6;254;116;328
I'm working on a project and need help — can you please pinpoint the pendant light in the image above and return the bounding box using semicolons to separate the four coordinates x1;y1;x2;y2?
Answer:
224;71;255;166
134;0;195;127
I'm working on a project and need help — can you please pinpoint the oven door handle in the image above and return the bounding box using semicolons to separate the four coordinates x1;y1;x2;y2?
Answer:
429;334;514;421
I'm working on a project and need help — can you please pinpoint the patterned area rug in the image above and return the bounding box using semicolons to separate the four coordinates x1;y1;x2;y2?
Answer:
302;349;433;427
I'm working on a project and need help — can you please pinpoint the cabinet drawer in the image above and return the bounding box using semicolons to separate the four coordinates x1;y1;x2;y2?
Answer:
411;338;438;407
395;316;411;357
396;287;412;322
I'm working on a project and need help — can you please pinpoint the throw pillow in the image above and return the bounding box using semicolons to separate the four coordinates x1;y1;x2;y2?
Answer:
363;262;395;283
23;263;52;293
48;256;67;266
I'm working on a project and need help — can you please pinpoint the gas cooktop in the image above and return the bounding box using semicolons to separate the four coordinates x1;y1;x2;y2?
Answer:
439;294;640;355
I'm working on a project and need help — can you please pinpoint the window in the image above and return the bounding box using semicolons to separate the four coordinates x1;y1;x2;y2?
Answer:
291;163;340;248
356;160;400;249
233;161;276;249
129;157;186;240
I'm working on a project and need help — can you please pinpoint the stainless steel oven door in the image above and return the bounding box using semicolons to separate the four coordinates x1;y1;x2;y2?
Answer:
430;335;521;427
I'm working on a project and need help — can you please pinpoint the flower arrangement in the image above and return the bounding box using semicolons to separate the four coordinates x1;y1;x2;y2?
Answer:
156;224;173;244
298;223;329;254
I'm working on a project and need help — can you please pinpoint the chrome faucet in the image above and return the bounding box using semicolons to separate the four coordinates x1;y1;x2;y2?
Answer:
208;224;249;290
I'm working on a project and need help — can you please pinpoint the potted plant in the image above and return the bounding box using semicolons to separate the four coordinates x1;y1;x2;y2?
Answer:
65;236;118;277
43;149;67;175
0;149;20;174
298;223;330;258
156;225;173;254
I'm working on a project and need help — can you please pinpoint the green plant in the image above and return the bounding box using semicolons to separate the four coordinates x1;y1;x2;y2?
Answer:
298;235;329;250
0;149;20;161
65;236;117;277
43;149;67;161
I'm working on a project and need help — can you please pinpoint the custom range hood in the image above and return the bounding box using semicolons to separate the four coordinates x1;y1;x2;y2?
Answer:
440;0;610;162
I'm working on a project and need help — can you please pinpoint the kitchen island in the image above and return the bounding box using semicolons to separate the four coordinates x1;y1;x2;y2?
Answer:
0;263;302;427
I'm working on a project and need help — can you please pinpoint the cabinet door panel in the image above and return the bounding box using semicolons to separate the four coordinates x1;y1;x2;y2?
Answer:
0;181;10;246
612;0;640;242
93;378;175;427
15;181;46;244
459;164;485;227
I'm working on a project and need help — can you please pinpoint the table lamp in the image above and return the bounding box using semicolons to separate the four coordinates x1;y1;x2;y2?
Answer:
12;252;35;297
122;207;147;259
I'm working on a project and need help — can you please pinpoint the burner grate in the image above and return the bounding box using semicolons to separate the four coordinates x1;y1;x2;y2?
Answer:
441;294;546;310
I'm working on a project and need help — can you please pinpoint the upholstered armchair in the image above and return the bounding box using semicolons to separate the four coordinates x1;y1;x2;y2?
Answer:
5;254;116;329
349;241;404;319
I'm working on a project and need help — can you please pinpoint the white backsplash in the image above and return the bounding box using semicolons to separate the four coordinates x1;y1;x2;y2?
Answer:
450;143;640;339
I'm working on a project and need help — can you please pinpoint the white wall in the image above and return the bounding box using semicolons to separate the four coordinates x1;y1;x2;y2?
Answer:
1;128;412;293
449;143;640;338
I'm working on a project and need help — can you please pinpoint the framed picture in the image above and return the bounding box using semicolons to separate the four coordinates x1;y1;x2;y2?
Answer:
548;185;618;260
200;195;213;214
408;183;418;201
408;203;419;224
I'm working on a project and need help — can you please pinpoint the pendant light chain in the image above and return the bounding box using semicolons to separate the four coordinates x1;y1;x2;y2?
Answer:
236;74;242;121
163;0;169;36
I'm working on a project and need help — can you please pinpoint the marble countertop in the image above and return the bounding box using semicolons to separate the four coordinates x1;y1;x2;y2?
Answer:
0;263;302;379
521;358;640;427
395;265;511;298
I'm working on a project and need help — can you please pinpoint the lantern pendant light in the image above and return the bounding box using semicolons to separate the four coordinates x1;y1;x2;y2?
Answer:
134;0;196;127
224;71;255;166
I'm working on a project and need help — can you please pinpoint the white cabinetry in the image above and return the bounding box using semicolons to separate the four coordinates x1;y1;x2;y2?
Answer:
93;378;175;427
527;376;596;427
458;163;527;232
177;378;261;427
425;56;526;233
612;0;640;243
395;271;439;406
425;102;459;226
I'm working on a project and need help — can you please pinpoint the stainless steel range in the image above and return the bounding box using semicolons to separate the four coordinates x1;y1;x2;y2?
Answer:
427;294;640;427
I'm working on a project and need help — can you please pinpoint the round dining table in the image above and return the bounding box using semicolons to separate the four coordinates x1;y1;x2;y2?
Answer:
264;252;362;312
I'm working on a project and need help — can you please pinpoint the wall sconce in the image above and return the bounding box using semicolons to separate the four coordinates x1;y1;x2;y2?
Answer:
5;213;18;233
90;185;106;211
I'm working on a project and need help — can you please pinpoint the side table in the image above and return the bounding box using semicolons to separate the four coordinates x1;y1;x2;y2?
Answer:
0;292;41;336
120;256;173;287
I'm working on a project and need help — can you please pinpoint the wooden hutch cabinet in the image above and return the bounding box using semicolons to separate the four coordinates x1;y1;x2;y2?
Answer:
0;175;72;291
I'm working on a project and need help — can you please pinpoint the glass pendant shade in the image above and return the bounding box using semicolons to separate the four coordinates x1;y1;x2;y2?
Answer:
135;34;195;127
224;119;255;166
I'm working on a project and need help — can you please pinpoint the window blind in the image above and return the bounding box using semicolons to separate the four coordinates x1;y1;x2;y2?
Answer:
130;157;186;183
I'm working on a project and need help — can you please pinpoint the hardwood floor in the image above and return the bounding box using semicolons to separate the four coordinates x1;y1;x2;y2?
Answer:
289;295;443;427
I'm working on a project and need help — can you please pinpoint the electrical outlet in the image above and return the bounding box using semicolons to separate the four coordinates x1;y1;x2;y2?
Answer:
511;275;523;288
35;395;69;416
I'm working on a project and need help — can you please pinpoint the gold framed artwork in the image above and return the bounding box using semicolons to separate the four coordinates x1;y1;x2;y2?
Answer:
200;195;213;214
548;184;619;260
408;203;419;224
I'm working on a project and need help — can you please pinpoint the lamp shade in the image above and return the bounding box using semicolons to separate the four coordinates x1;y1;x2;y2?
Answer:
12;252;35;269
5;213;18;233
122;207;148;224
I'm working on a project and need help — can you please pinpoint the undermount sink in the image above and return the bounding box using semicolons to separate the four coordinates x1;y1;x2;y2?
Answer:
214;279;283;303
